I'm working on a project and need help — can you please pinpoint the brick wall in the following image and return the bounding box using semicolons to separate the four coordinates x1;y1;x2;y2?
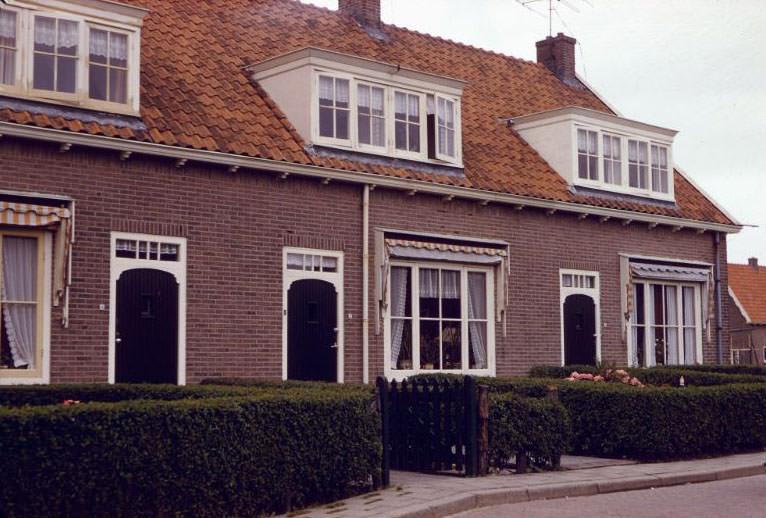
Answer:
0;137;731;383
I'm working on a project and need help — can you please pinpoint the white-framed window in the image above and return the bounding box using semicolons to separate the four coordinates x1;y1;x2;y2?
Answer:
577;128;599;181
386;262;494;378
0;3;141;115
0;229;50;383
628;139;649;190
436;95;456;160
357;82;385;149
629;281;701;367
318;74;350;142
114;238;180;262
603;134;622;185
0;6;19;87
651;144;669;193
286;252;338;273
311;71;460;165
394;90;422;155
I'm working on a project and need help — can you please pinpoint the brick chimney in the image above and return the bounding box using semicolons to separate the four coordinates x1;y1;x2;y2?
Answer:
748;257;759;270
536;33;579;87
338;0;380;28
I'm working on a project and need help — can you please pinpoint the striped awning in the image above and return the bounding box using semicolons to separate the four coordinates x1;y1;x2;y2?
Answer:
0;201;71;226
385;238;506;264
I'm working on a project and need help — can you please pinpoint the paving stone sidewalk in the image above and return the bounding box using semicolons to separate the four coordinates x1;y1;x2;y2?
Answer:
280;452;766;518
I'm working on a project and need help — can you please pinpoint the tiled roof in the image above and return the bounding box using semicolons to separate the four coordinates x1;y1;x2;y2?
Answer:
729;263;766;325
0;0;734;225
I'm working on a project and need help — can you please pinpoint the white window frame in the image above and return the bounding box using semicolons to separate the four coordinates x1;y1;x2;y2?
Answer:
310;70;460;166
435;94;461;163
383;260;495;380
602;132;622;186
559;269;601;366
0;5;23;92
0;3;141;115
356;80;387;153
572;124;675;201
650;143;670;194
576;128;600;182
108;232;187;385
0;229;52;385
282;247;344;383
628;280;703;368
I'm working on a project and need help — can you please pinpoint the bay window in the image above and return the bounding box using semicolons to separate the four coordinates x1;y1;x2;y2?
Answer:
0;2;143;115
630;281;700;367
436;96;456;159
388;263;492;375
0;231;44;379
0;8;17;86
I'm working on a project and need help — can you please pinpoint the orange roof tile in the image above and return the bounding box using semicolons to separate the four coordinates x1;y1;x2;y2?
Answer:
0;0;734;226
729;263;766;325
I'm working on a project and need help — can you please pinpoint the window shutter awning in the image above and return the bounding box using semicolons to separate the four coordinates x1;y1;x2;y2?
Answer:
385;238;506;265
0;201;71;226
630;262;710;283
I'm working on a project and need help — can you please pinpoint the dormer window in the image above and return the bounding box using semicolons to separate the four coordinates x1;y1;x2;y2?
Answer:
0;0;147;116
514;106;677;202
249;47;465;167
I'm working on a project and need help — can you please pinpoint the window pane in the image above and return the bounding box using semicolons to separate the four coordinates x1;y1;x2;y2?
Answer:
587;131;597;153
318;76;333;106
371;87;384;116
682;287;695;325
0;9;16;47
109;32;128;68
335;79;349;108
634;283;645;324
467;272;486;319
468;321;487;369
409;122;420;152
34;16;56;53
160;243;179;261
395;120;407;150
89;64;107;100
371;116;385;147
577;129;587;153
109;67;127;104
357;84;370;112
578;155;588;179
56;56;77;93
286;253;303;270
57;20;78;56
1;305;37;369
89;28;108;64
0;48;14;86
419;268;439;318
335;109;349;139
2;236;38;301
442;321;461;369
588;156;598;180
115;239;136;258
321;256;337;273
319;107;333;137
562;274;573;287
420;320;439;369
629;163;638;187
441;270;461;319
33;53;55;90
394;92;406;120
391;319;412;369
684;327;696;365
358;113;370;144
390;266;411;317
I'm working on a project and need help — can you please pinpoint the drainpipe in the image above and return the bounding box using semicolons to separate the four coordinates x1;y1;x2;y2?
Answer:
362;184;370;384
714;232;723;364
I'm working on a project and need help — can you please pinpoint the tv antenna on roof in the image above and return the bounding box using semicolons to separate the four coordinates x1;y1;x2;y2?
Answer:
515;0;592;37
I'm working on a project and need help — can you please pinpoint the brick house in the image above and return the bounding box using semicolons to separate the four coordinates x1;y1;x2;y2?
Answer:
728;258;765;364
0;0;740;385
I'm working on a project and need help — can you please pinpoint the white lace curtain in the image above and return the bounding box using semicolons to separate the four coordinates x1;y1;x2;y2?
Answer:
0;10;16;86
2;237;38;368
419;269;459;299
389;267;408;366
665;286;678;365
467;272;487;369
34;17;79;51
683;287;696;364
0;9;16;41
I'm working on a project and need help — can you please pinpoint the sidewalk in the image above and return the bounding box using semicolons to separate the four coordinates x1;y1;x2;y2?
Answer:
281;452;766;518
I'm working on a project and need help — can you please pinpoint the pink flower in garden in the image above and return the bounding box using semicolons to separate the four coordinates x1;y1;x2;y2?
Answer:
593;375;605;382
62;400;81;406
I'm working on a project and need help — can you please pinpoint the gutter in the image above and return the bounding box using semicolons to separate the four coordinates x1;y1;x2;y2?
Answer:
0;121;742;234
714;232;724;363
362;184;370;384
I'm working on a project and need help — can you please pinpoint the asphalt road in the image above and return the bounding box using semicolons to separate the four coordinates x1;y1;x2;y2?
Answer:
450;474;766;518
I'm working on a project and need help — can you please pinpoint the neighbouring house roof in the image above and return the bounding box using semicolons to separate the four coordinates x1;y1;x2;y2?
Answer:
0;0;735;226
728;263;766;325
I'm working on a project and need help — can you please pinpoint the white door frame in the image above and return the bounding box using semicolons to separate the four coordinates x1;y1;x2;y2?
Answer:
108;231;187;385
282;247;344;383
559;269;601;366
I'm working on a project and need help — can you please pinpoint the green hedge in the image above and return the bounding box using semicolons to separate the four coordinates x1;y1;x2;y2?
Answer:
556;382;766;460
0;383;253;407
659;364;766;377
407;372;554;397
529;365;766;387
0;388;381;518
488;393;570;469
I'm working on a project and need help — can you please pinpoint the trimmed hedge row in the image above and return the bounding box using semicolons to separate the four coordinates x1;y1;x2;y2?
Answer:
0;387;381;518
529;365;766;386
488;393;570;469
555;382;766;460
0;383;253;407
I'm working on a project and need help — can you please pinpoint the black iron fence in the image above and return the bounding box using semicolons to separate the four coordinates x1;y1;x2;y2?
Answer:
376;376;488;485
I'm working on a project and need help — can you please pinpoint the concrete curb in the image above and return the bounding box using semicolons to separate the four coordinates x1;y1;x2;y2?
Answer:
389;462;766;518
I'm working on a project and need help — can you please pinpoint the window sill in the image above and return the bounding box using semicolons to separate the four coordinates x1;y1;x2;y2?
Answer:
0;88;139;118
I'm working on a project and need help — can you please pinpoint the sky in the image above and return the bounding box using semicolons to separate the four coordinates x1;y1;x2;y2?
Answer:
301;0;766;264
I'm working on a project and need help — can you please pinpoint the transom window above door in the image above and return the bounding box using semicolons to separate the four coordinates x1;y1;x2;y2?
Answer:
115;239;179;262
387;263;493;376
286;253;338;273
